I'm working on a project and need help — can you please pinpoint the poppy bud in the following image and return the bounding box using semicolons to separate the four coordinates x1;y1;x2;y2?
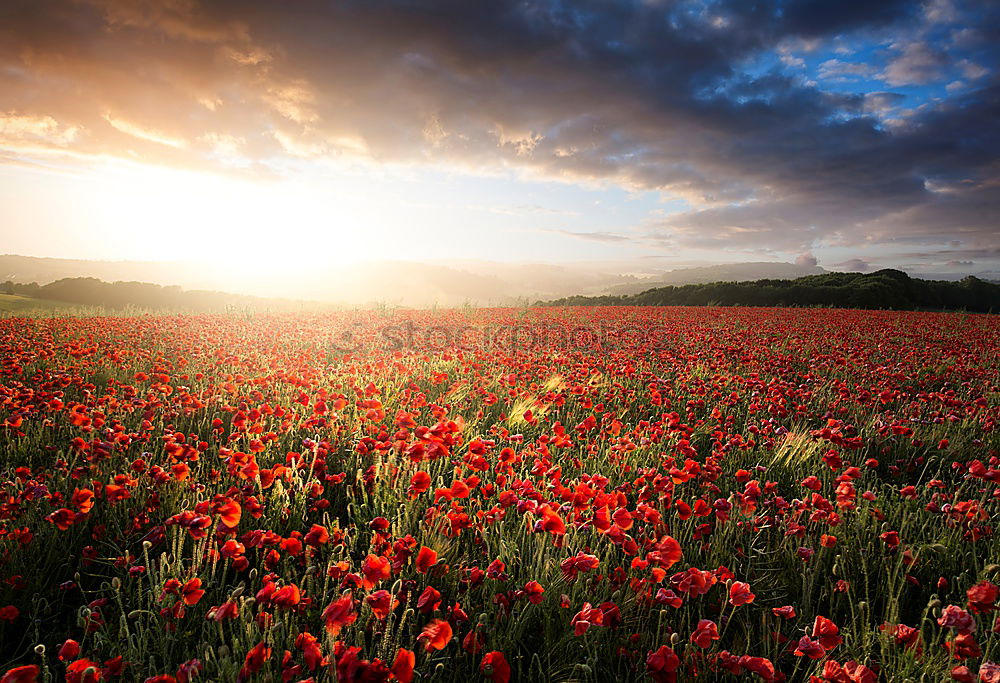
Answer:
33;644;45;655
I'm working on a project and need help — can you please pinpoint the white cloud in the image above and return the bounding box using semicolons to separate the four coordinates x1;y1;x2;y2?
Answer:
880;42;947;86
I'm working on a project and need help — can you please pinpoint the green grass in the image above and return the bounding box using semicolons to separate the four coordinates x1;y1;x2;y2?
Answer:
0;294;83;315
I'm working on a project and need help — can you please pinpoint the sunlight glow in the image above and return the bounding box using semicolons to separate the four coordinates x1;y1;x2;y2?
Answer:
91;163;389;269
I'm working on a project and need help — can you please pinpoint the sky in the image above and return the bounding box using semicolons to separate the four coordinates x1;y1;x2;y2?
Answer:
0;0;998;280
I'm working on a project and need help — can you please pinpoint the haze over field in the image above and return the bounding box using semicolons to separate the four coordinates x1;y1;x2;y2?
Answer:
0;253;844;306
1;0;998;294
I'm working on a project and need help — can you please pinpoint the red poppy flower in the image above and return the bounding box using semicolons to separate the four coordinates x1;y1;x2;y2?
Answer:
271;584;301;609
322;593;357;635
214;500;241;528
361;554;391;590
72;488;95;514
415;546;437;574
59;640;81;661
645;646;680;683
538;504;566;535
418;619;453;651
967;581;998;614
65;659;101;683
793;636;826;659
238;642;271;681
647;536;683;569
207;600;239;622
1;666;40;683
729;581;755;606
951;665;975;683
295;632;326;671
523;580;545;604
570;603;598;635
181;578;204;606
480;652;511;683
408;471;432;497
303;524;330;547
391;649;415;683
812;615;843;651
46;508;77;531
938;605;977;634
366;590;395;620
690;619;719;648
416;585;441;614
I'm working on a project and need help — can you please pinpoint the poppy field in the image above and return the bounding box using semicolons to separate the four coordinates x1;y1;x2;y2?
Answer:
0;306;998;683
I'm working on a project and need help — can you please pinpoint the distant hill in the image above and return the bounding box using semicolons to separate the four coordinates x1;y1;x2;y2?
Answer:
1;278;318;313
0;254;640;307
542;269;1000;313
2;254;996;309
607;261;828;294
0;254;209;289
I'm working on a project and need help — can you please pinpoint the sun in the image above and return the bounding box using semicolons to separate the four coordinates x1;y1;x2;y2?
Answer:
91;161;381;272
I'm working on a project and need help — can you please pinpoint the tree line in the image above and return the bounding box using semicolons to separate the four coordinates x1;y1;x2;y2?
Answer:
541;270;999;313
1;277;307;312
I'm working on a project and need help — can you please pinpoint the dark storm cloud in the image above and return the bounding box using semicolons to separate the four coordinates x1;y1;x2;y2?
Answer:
0;0;997;257
780;0;919;36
